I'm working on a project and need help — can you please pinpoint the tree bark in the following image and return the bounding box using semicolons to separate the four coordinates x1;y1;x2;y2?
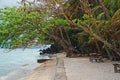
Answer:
98;0;111;19
49;33;79;57
63;13;120;56
95;40;101;54
63;13;111;47
40;28;80;57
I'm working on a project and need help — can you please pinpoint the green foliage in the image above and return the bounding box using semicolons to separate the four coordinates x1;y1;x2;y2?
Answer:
0;0;120;57
104;0;120;15
0;6;70;48
72;14;93;26
78;32;89;43
0;7;48;48
48;18;69;27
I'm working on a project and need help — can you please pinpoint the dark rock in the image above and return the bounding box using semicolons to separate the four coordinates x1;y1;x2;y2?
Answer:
39;43;63;55
37;59;52;63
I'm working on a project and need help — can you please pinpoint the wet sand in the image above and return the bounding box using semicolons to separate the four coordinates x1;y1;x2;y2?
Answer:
20;59;56;80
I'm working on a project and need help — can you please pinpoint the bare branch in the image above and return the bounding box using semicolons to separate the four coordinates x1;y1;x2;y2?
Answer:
98;0;111;19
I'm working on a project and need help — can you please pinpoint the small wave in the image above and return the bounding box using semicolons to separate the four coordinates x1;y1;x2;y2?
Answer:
0;63;40;80
22;64;29;67
0;69;30;80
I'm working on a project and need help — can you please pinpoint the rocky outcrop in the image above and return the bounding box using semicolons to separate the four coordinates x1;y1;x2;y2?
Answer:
39;43;63;55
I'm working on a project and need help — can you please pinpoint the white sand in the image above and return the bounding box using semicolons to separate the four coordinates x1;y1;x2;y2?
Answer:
20;60;56;80
64;57;120;80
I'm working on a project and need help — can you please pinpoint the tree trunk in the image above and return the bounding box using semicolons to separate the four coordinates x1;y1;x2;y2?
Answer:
95;40;101;54
63;13;110;47
49;34;79;57
40;29;80;57
104;47;112;60
98;0;111;19
63;13;120;56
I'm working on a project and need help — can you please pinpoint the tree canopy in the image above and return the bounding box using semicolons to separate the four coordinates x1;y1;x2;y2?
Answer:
0;0;120;58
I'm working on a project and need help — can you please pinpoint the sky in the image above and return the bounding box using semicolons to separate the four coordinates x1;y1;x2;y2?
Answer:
0;0;20;8
0;0;43;8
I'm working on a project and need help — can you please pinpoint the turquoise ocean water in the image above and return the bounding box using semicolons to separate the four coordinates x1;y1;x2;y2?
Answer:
0;45;50;80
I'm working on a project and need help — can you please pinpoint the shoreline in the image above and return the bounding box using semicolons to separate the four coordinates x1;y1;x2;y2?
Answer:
2;52;119;80
20;53;120;80
0;48;41;80
19;52;66;80
0;63;40;80
20;59;56;80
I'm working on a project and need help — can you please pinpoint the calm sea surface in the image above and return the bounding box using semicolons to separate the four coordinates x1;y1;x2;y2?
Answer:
0;45;50;80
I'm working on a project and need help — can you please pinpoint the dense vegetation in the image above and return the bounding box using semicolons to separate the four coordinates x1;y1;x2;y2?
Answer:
0;0;120;59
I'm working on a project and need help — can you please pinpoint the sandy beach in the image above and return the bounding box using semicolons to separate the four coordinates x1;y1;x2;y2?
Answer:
19;53;120;80
64;57;120;80
20;59;56;80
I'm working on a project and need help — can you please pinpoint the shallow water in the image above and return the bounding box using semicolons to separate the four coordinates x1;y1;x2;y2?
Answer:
0;45;50;80
0;48;39;76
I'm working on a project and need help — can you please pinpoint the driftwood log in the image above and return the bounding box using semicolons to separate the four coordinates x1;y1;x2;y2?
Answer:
37;59;52;63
